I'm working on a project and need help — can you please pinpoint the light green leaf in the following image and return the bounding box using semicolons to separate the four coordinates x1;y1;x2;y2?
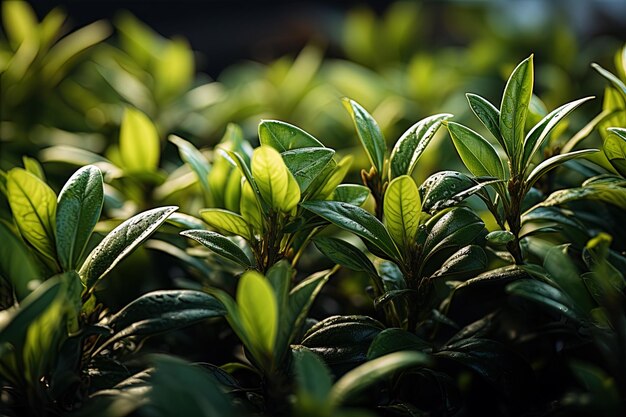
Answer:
56;165;104;271
2;1;37;47
22;156;45;181
153;38;193;101
251;146;292;210
79;206;178;290
604;127;626;176
389;113;452;178
524;149;598;191
499;55;534;167
259;120;324;151
240;179;264;234
169;135;212;203
447;122;505;180
466;93;503;147
181;230;253;268
330;351;431;406
7;168;57;262
540;184;626;211
486;230;515;245
343;98;386;173
237;271;277;354
302;200;401;261
593;63;626;99
282;170;301;213
119;108;160;173
282;147;335;192
199;208;252;241
383;175;421;247
522;96;594;168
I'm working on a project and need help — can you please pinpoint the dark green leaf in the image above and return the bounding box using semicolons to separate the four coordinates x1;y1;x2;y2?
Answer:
56;165;104;271
506;279;584;322
181;230;253;268
389;113;452;178
314;236;377;276
331;184;370;207
485;230;515;245
524;149;598;191
430;245;487;279
447;122;505;180
604;127;626;176
0;220;40;300
466;93;503;147
79;206;178;290
343;98;386;173
282;147;335;192
423;207;485;261
293;347;333;406
259;120;324;151
367;328;431;359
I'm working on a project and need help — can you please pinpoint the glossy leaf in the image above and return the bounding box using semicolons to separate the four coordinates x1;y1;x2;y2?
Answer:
506;279;584;322
311;155;353;200
343;98;386;173
181;230;253;268
302;201;401;261
330;351;431;405
423;207;485;260
604;127;626;176
593;63;626;99
367;328;431;359
524;149;598;191
447;122;505;180
106;290;226;344
540;183;626;210
251;146;292;210
237;271;277;354
389;113;452;178
499;55;533;166
486;230;515;245
240;179;264;233
119;108;160;173
383;175;421;247
467;93;502;146
331;184;370;207
259;120;324;151
80;206;178;290
314;236;377;276
56;165;104;271
522;96;594;167
282;147;335;192
419;171;476;214
7;168;57;262
199;209;251;241
169;135;212;202
430;245;487;279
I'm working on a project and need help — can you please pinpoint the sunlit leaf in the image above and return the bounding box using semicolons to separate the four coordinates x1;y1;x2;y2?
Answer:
383;175;421;247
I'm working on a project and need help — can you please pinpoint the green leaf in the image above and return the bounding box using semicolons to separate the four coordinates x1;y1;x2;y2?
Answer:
237;271;277;354
311;155;353;200
343;98;386;173
466;93;503;147
181;230;253;268
169;135;212;204
486;230;515;245
199;209;252;241
7;168;57;262
447;122;505;180
506;279;584;322
524;149;598;191
282;147;335;192
302;201;401;261
499;55;533;167
331;184;370;207
430;245;487;279
423;207;485;261
330;351;431;406
0;221;40;300
540;183;626;211
105;290;226;345
79;206;178;290
419;171;476;214
56;166;104;271
314;237;377;276
604;127;626;176
293;348;333;409
240;179;264;233
522;96;594;167
389;113;452;178
22;156;45;181
259;120;324;151
593;63;626;99
119;108;160;173
2;0;38;47
383;175;421;247
252;146;295;211
367;328;431;359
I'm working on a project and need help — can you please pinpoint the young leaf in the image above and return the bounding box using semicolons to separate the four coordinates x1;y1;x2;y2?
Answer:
7;168;57;262
343;98;386;173
383;175;421;247
447;122;505;180
240;179;264;233
281;170;301;213
169;135;212;202
524;149;599;191
80;206;178;290
181;230;253;268
56;165;104;271
259;120;324;151
105;290;226;344
119;108;160;173
199;209;252;241
237;271;278;354
302;201;401;261
314;236;377;276
251;146;291;210
592;63;626;99
281;147;335;192
330;351;431;406
466;93;502;146
389;113;452;178
499;55;534;167
521;96;594;167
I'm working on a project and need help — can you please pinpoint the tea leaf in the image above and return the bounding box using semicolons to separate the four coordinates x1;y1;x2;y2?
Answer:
343;98;386;173
252;146;291;210
169;135;212;203
314;236;377;276
119;108;160;173
80;206;178;290
237;271;277;354
0;221;40;300
604;127;626;176
467;93;503;147
525;149;598;191
282;147;335;192
383;175;421;247
56;166;103;271
181;230;253;268
331;184;370;207
7;168;57;262
199;209;252;241
259;120;324;151
447;122;505;180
